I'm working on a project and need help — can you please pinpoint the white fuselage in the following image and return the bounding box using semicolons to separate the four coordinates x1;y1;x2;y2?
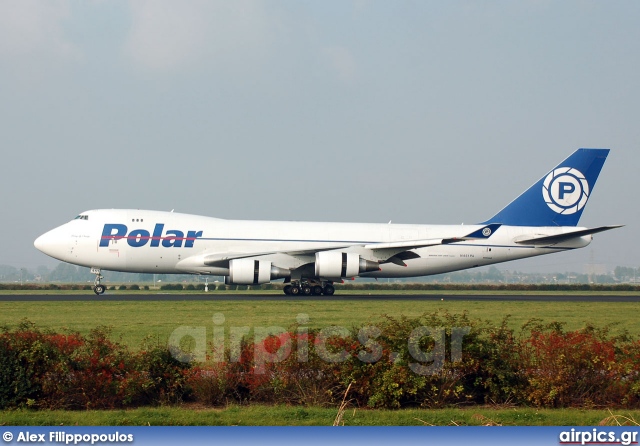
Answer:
34;209;591;278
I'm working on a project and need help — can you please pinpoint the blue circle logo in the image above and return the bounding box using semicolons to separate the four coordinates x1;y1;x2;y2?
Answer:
542;167;589;215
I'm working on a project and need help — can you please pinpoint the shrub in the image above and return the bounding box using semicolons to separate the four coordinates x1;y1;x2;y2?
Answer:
135;345;191;405
519;322;622;408
0;322;191;410
341;312;494;408
185;364;234;406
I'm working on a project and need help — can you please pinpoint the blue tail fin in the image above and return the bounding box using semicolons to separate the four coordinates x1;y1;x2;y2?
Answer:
481;148;610;227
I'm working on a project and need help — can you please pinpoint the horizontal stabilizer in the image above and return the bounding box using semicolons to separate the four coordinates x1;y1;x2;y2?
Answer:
515;225;623;245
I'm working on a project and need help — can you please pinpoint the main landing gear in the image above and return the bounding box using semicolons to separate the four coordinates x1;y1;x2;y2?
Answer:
283;280;335;296
91;267;106;295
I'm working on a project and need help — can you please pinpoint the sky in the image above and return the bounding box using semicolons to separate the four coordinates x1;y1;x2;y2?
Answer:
0;0;638;274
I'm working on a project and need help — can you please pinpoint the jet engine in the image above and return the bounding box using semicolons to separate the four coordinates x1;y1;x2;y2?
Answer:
226;259;290;285
314;252;379;278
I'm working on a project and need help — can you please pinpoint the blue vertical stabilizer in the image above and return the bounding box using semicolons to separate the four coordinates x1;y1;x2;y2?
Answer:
481;148;610;227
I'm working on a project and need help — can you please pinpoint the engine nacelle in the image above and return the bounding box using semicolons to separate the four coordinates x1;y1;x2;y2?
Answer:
315;252;379;278
226;259;290;285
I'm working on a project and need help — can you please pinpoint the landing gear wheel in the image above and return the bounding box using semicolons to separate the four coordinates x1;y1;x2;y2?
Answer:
290;286;301;295
91;268;105;296
301;285;312;296
312;285;323;295
323;284;335;296
283;285;292;295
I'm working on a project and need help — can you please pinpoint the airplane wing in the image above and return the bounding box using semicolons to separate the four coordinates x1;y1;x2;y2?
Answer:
179;224;503;271
364;223;502;250
363;223;503;251
359;223;502;265
514;225;623;245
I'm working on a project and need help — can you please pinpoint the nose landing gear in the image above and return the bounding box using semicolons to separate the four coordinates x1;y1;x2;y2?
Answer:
91;267;105;295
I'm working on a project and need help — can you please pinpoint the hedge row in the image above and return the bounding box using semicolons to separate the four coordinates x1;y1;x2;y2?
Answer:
335;283;640;292
0;322;189;410
1;283;639;291
184;313;640;409
3;314;640;410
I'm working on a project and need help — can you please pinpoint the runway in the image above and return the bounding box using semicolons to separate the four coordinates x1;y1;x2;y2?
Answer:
0;293;639;302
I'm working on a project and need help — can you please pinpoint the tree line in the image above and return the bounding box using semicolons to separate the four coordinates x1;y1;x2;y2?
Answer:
1;263;639;285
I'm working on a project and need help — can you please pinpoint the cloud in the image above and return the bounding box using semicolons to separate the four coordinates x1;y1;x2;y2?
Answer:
0;0;77;58
124;0;272;74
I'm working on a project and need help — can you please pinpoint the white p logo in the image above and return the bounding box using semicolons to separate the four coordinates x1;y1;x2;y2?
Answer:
542;167;589;215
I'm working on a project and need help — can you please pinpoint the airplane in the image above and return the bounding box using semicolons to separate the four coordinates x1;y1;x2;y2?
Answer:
34;148;621;296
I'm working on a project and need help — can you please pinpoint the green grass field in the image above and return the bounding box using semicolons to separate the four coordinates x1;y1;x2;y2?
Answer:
1;295;638;348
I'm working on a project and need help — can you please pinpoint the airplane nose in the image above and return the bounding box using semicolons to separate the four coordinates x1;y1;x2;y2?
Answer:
34;228;67;260
34;233;47;252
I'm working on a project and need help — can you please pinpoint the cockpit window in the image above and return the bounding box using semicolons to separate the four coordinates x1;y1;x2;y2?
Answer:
74;215;89;220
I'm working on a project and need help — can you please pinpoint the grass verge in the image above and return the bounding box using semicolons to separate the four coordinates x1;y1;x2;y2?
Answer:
2;405;640;426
